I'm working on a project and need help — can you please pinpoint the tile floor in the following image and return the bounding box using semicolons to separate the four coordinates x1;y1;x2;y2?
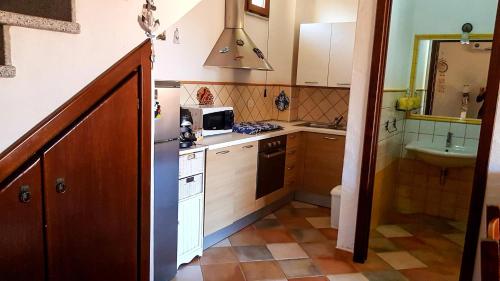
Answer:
172;202;465;281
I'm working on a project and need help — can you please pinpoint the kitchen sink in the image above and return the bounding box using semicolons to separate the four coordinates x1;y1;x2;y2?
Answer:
296;122;346;131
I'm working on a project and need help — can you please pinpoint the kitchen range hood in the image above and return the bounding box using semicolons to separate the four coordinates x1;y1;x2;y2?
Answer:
204;0;274;71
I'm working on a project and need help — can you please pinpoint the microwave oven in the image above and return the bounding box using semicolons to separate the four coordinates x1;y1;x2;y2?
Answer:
182;105;234;136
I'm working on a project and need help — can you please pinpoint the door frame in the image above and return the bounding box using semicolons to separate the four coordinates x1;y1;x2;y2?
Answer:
353;1;500;281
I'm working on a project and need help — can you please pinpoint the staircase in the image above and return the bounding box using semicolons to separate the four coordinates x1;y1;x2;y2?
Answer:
0;1;80;78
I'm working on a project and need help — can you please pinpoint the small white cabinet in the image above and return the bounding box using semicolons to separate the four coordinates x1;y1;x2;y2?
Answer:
177;151;205;268
297;22;356;88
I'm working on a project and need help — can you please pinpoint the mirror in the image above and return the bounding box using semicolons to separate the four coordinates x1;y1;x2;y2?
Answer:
410;34;493;123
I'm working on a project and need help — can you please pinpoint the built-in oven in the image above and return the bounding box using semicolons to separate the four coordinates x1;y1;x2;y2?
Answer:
256;135;287;199
182;105;234;136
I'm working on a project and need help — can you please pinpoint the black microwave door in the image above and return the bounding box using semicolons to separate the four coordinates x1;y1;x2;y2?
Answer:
203;112;225;130
203;111;234;131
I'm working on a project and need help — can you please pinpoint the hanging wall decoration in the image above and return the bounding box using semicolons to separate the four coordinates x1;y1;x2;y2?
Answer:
275;90;290;112
138;0;166;64
197;87;215;105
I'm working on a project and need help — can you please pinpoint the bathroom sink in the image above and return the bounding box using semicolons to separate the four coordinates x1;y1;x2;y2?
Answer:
405;141;477;168
296;122;346;131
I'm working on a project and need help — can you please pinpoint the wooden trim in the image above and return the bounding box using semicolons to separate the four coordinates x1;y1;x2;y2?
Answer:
424;40;439;115
353;0;393;263
354;1;500;281
0;39;152;281
245;0;270;18
461;3;500;280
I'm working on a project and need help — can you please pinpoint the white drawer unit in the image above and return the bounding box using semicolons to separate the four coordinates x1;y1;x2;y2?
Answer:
179;151;205;179
177;149;206;268
179;174;204;200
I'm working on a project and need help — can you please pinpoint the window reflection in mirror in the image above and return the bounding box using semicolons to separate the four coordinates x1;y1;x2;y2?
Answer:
251;0;266;8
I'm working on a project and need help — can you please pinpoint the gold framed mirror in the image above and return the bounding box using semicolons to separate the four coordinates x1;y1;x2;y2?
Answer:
407;34;493;125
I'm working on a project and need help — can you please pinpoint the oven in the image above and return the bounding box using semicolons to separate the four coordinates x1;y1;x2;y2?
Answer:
256;135;287;199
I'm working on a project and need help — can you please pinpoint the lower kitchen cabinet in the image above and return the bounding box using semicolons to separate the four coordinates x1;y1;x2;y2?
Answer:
177;152;205;267
204;142;258;236
0;160;44;281
301;132;346;196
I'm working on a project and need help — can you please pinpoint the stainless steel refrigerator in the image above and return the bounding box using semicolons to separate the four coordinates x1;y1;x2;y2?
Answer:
154;81;180;281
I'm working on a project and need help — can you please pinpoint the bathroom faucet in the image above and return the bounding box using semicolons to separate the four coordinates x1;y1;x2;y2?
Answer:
446;132;453;148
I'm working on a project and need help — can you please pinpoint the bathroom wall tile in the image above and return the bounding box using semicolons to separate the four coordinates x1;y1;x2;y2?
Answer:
464;138;479;148
450;123;466;138
403;132;418;145
405;120;420;133
465;124;481;139
452;137;465;146
432;136;446;146
418;134;433;144
433;122;450;136
419;121;435;135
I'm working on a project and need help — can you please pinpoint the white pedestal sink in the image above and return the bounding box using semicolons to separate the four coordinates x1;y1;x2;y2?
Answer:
405;141;477;168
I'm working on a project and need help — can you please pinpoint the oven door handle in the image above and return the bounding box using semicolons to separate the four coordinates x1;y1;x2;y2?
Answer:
262;149;286;159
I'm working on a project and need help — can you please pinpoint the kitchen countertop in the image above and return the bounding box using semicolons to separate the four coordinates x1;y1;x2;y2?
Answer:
179;121;346;153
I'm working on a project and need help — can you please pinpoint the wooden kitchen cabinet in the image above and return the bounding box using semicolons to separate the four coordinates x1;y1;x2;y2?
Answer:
0;160;44;281
233;142;258;221
205;142;258;235
284;133;302;191
301;133;346;197
297;22;356;88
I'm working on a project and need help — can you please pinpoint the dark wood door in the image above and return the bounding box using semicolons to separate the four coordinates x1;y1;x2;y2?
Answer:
0;160;44;281
43;75;140;281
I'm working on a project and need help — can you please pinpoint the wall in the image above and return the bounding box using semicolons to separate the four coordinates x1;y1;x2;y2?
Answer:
0;0;203;153
154;0;297;85
297;87;349;123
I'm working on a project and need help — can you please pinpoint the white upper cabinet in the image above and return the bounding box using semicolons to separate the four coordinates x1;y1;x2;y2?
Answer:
297;23;332;87
297;22;356;88
328;22;356;88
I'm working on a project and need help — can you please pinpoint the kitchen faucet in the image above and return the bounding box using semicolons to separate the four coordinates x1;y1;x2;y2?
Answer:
331;115;344;128
446;132;453;148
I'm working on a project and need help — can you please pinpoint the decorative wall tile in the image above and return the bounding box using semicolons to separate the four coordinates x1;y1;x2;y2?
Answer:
297;87;350;124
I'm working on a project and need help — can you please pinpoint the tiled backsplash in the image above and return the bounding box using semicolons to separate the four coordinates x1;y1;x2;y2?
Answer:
403;119;481;155
180;83;349;124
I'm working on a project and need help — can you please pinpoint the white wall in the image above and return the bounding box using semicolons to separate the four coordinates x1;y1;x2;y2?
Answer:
0;0;203;153
337;0;376;252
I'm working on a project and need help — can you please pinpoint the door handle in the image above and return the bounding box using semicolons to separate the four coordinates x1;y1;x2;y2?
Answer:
19;185;32;203
243;145;254;149
216;150;230;155
263;150;286;159
337;83;351;86
304;81;319;84
323;137;337;141
56;178;67;194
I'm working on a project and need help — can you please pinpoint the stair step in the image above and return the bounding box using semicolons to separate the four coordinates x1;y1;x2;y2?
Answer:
0;10;80;34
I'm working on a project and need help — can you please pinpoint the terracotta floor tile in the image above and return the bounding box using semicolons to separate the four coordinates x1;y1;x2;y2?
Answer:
368;238;399;252
417;236;463;254
211;238;231;247
291;201;320;209
254;218;285;230
256;229;296;243
233;245;274;262
229;228;267;246
376;225;413;238
376;251;427;270
279;217;314;229
172;265;203;281
291;228;329;243
306;217;332;228
409;249;461;268
312;257;357;275
200;247;238;265
327;273;369;281
362;270;410;281
267;243;309;260
289;277;329;281
300;242;338;258
278;259;322;279
319;228;338;240
442;233;465;247
352;251;392;272
201;263;246;281
265;213;278;219
400;268;458;281
240;261;286;280
389;237;432;252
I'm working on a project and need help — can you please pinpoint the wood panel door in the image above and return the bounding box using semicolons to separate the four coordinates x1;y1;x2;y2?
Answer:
43;75;140;281
205;146;235;235
302;133;346;196
0;160;44;281
233;142;258;221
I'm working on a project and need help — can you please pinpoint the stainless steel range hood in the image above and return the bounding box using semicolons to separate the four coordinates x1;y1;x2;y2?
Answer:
204;0;274;71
